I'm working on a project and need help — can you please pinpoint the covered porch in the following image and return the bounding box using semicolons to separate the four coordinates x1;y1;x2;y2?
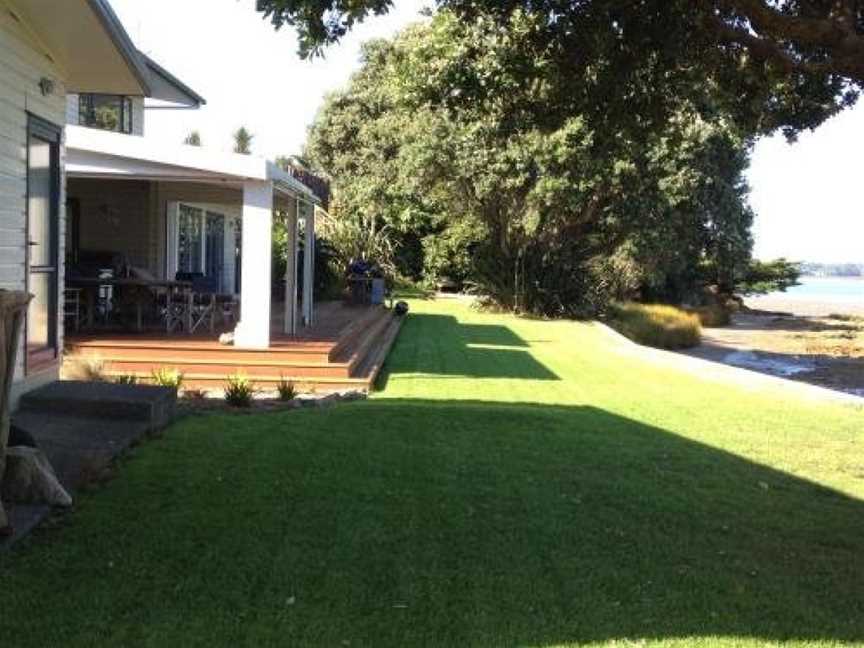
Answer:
64;125;319;349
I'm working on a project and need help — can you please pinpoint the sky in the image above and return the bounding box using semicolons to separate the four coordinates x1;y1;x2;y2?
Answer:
111;0;862;265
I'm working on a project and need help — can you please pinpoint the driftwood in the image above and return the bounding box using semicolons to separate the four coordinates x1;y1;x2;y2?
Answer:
0;290;31;535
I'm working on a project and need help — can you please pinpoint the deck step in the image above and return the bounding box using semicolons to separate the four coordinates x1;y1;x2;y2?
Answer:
66;341;335;365
62;306;403;394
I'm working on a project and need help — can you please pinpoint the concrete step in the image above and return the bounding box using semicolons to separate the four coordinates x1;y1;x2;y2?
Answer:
18;380;176;429
11;411;155;492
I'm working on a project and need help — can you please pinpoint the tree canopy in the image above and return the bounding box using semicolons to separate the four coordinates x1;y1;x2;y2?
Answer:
233;126;254;155
306;14;761;315
259;0;862;137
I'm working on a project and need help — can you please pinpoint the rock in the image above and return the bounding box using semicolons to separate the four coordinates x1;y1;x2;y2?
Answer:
338;390;367;402
2;447;72;507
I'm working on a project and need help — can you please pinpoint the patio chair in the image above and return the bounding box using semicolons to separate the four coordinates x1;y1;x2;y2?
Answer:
188;274;220;334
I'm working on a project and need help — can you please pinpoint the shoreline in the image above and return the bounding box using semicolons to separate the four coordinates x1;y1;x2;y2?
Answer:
680;306;864;398
744;294;864;317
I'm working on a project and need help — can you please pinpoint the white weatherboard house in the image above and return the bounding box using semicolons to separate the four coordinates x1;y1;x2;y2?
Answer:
4;0;392;405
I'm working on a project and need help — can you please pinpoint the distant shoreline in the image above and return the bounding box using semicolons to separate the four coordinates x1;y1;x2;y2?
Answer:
745;294;864;317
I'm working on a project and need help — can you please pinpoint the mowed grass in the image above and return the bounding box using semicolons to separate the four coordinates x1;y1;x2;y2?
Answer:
1;298;863;647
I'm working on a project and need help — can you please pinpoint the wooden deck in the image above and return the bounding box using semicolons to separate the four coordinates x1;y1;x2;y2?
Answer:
63;302;403;393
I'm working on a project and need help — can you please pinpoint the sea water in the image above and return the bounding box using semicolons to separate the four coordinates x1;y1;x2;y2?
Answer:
778;277;864;304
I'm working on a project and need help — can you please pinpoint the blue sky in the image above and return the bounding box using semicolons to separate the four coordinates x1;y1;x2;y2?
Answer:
111;0;863;264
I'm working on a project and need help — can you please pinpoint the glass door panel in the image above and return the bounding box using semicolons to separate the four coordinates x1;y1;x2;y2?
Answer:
26;117;60;368
205;212;225;292
177;204;203;274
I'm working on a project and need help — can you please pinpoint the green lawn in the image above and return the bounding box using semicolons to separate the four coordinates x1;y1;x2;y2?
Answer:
2;298;863;647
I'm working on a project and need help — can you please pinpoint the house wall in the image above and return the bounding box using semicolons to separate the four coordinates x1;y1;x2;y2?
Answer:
0;7;69;404
67;178;154;272
65;94;145;136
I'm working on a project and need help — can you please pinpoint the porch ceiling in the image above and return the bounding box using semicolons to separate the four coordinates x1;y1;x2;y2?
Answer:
66;125;320;204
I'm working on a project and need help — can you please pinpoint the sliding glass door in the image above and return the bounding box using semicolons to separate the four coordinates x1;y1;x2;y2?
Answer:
26;116;61;372
172;204;228;293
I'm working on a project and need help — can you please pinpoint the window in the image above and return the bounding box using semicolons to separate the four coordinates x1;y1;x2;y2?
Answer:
78;94;133;134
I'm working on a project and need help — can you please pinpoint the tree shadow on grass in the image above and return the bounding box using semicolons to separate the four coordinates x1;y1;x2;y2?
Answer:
1;399;862;647
377;314;559;387
284;399;864;646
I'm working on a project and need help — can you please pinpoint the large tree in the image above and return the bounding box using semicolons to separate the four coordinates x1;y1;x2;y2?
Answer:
258;0;862;137
306;15;757;315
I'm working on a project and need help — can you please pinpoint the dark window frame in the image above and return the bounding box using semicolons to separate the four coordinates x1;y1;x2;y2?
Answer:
25;113;62;374
78;93;133;134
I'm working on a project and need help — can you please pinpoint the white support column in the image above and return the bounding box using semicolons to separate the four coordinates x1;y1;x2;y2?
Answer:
282;207;299;336
300;200;316;327
233;180;273;348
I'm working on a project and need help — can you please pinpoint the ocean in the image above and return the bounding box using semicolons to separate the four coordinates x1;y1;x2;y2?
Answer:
779;277;864;303
746;276;864;316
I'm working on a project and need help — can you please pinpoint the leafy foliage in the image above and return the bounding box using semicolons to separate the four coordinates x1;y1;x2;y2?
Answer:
150;368;184;390
276;377;297;401
258;0;863;138
224;374;256;407
233;127;254;155
739;258;802;295
307;15;758;315
184;131;202;146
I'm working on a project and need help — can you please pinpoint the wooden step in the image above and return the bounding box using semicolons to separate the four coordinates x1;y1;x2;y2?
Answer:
97;370;371;394
66;339;335;364
328;305;391;361
92;357;353;380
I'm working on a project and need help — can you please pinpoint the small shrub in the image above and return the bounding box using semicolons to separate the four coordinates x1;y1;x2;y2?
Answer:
182;389;208;401
276;376;297;401
686;304;731;327
115;374;138;385
608;302;702;349
224;374;256;408
151;367;184;390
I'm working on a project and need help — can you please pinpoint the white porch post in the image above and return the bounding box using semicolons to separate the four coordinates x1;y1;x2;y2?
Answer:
282;208;299;336
234;180;273;348
301;200;315;327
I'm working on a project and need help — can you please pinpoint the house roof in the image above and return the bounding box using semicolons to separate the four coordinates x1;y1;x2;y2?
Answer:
139;51;207;108
7;0;205;106
65;125;320;204
6;0;151;95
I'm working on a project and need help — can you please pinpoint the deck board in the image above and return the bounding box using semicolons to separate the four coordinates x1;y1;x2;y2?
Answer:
63;302;399;392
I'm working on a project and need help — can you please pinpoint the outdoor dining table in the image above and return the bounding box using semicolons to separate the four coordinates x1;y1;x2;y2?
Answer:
66;277;193;332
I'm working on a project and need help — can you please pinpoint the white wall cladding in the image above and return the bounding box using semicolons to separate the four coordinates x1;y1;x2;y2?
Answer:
67;178;153;270
1;7;68;396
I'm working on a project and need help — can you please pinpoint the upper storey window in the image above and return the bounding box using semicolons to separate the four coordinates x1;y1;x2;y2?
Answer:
78;94;133;134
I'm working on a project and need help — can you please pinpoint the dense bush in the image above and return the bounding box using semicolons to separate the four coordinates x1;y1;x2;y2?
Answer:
608;303;702;349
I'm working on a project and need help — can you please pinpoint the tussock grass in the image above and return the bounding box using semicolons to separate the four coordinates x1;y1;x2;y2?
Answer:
687;303;732;327
608;301;702;349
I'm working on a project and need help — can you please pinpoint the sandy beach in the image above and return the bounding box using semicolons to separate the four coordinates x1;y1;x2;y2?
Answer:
745;294;864;317
681;307;864;397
